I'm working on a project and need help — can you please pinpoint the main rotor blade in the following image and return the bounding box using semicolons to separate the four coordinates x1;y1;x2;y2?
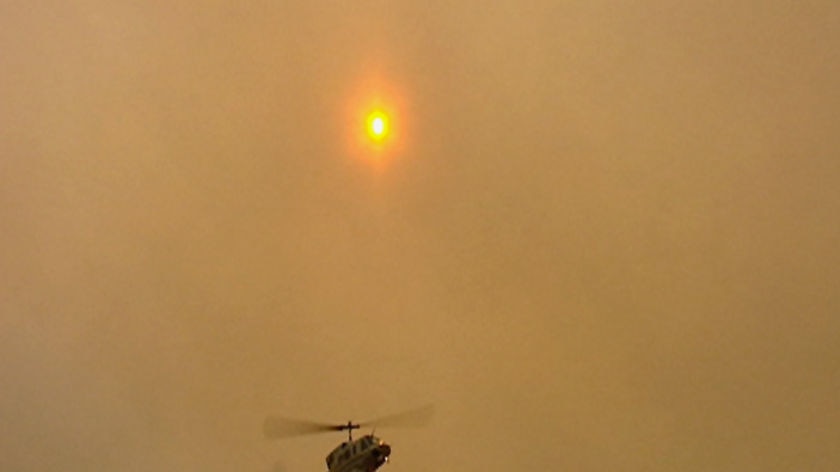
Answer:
363;404;435;429
263;416;342;439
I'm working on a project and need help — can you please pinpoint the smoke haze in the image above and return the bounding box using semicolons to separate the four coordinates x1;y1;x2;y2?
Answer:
2;2;839;471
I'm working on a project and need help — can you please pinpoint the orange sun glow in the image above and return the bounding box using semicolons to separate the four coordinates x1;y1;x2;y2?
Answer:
345;77;407;166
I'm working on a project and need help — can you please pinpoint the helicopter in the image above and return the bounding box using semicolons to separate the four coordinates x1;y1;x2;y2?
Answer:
263;405;433;472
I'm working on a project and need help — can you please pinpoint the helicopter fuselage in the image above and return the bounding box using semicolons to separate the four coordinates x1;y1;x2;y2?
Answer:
325;435;391;472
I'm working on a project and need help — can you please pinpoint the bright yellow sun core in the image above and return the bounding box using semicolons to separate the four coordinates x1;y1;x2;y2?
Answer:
366;111;389;142
372;117;384;135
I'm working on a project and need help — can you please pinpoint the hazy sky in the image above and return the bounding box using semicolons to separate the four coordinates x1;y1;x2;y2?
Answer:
2;2;839;471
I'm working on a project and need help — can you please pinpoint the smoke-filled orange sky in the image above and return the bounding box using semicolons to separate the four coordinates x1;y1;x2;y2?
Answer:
2;2;839;471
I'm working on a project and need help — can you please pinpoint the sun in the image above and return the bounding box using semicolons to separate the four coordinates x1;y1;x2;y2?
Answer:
366;110;390;143
345;80;406;163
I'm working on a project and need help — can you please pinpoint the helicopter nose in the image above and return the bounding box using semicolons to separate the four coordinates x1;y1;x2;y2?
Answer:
374;443;391;458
